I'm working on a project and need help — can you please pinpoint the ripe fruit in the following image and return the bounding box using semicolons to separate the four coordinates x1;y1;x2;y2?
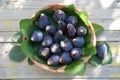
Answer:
71;48;82;60
59;52;72;64
67;23;76;38
77;26;87;36
42;35;53;47
54;30;65;43
50;43;61;53
53;10;66;22
96;43;107;60
47;55;60;66
30;9;90;67
31;31;43;42
39;47;50;59
72;37;85;47
45;25;56;36
38;13;49;29
60;40;73;51
66;16;78;26
58;20;67;33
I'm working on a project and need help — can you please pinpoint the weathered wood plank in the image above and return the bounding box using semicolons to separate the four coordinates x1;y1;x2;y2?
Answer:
0;19;120;31
76;0;120;9
0;0;119;10
0;42;119;67
0;0;119;79
96;31;120;41
0;65;120;79
0;42;120;79
0;9;120;20
0;20;19;31
91;19;120;30
0;31;120;42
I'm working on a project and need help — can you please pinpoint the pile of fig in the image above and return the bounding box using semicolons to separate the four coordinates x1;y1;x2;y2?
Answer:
30;10;88;66
9;4;112;76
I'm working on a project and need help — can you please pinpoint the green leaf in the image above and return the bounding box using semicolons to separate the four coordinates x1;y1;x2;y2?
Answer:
28;58;34;65
12;31;23;43
84;28;91;45
21;40;46;64
92;23;104;36
35;8;57;27
77;11;89;26
65;60;86;76
82;43;96;56
61;5;86;26
88;42;112;66
9;45;26;62
20;18;39;39
20;9;56;40
88;55;102;67
61;4;76;16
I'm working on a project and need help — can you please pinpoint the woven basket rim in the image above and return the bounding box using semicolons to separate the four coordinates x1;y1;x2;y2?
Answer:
29;4;96;73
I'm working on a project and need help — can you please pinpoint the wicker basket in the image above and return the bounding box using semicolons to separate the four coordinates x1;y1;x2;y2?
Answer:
29;3;96;73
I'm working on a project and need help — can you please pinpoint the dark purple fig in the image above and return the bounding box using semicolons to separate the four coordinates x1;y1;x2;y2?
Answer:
50;43;61;54
42;35;53;47
39;47;50;59
38;13;49;29
31;31;43;42
47;55;60;66
71;48;82;60
67;23;76;38
58;20;67;33
59;52;72;64
96;43;107;60
77;26;87;36
72;37;85;47
53;10;66;22
66;16;78;26
54;30;65;43
45;25;56;36
60;40;73;51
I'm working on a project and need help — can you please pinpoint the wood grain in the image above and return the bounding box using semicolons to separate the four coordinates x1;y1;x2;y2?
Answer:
0;31;120;42
0;19;120;31
0;0;120;79
0;9;120;20
0;42;120;79
0;0;119;10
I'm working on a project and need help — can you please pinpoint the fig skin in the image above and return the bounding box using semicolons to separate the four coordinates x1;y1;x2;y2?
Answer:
58;21;67;33
54;30;65;43
50;43;61;54
60;40;73;52
77;26;87;36
39;47;50;59
47;55;60;66
31;31;43;42
72;37;85;47
96;43;107;60
42;35;53;47
59;52;72;64
38;13;49;30
45;25;56;36
67;23;76;38
71;48;82;60
53;10;66;22
66;16;78;26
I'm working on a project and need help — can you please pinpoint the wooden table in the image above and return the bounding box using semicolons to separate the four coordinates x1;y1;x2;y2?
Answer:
0;0;120;79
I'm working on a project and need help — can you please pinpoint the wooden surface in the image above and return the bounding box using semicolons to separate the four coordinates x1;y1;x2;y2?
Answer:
0;0;120;79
